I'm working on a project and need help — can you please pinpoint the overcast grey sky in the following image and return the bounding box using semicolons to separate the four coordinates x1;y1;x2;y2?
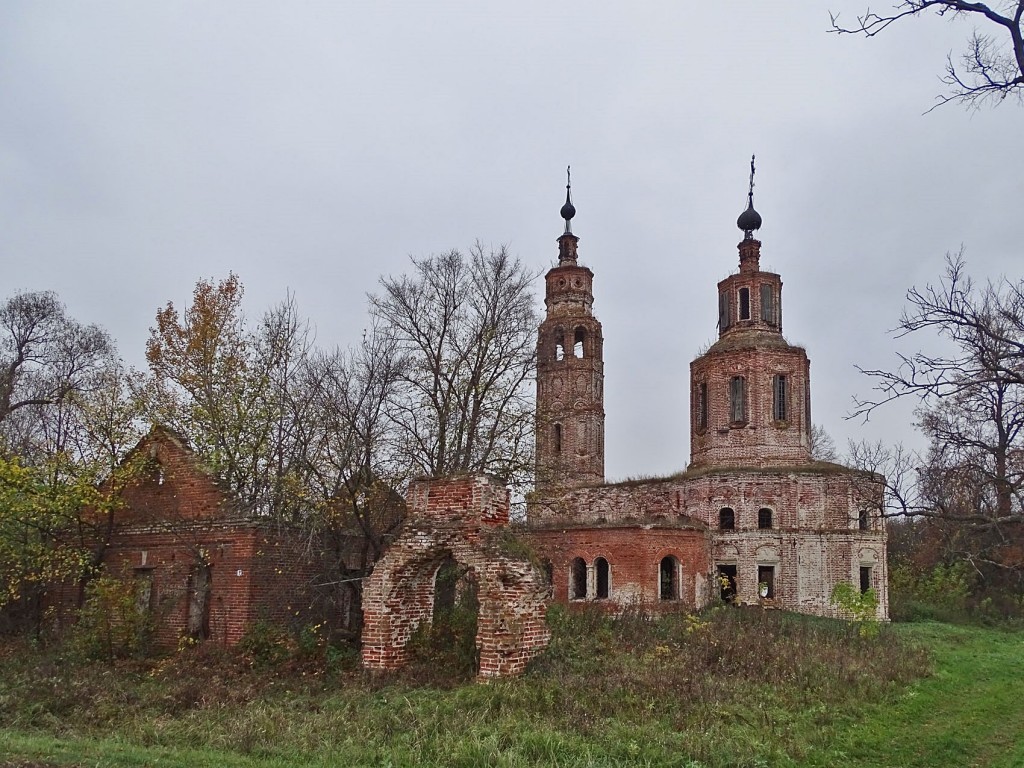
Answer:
1;3;1018;480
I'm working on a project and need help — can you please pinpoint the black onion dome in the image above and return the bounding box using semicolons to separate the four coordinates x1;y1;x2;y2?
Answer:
737;201;761;233
560;190;576;222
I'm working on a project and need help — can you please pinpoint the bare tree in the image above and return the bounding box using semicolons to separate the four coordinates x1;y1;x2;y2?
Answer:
809;423;840;462
370;244;538;488
302;325;408;563
851;252;1024;575
830;1;1024;109
0;291;113;429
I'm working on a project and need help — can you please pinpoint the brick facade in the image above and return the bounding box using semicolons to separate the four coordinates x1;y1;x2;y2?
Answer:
534;221;606;494
361;475;550;679
51;427;338;648
529;191;889;621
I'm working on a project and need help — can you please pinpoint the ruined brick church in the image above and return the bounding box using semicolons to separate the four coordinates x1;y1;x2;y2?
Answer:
526;170;889;620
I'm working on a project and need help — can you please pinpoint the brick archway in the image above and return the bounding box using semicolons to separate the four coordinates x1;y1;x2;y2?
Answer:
361;476;550;679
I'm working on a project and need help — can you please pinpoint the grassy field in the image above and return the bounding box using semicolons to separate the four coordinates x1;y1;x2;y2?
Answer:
1;607;1022;767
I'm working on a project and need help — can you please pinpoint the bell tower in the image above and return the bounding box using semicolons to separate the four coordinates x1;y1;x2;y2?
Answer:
535;169;605;494
689;157;813;468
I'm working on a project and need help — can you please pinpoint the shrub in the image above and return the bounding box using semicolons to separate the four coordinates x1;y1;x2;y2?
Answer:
889;561;972;623
66;576;153;662
830;582;880;638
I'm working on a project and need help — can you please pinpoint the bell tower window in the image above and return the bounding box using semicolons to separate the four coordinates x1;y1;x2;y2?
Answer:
761;283;777;326
773;374;788;422
719;291;732;330
730;376;747;424
574;327;585;358
696;382;708;432
738;287;751;320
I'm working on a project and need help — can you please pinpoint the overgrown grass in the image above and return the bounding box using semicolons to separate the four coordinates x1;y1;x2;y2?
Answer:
1;607;1020;767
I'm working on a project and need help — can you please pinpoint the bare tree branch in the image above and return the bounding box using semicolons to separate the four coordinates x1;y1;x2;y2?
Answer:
830;1;1024;109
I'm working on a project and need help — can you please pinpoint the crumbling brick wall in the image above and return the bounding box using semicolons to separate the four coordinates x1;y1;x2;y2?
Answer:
528;465;888;620
361;475;551;679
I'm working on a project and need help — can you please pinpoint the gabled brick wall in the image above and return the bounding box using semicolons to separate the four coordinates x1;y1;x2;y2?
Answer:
49;427;337;648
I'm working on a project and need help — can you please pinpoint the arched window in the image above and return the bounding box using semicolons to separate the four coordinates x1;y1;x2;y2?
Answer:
554;423;562;454
719;290;732;330
542;559;554;599
758;508;773;530
574;327;586;358
730;376;747;424
659;556;679;600
570;557;587;600
555;339;565;361
858;509;869;530
719;507;735;530
739;287;751;320
595;557;610;599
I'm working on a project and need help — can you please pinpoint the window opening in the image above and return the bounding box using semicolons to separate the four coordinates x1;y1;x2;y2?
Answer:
757;565;775;599
659;556;679;600
595;557;610;599
542;560;554;598
730;376;747;423
719;291;731;330
555;339;565;361
570;557;587;600
554;423;562;454
718;564;737;603
134;569;154;615
760;283;777;325
739;287;751;320
773;374;788;421
805;380;811;434
860;566;872;594
431;555;480;677
719;507;735;530
758;508;773;529
187;564;211;640
697;382;708;432
858;509;869;530
574;327;585;358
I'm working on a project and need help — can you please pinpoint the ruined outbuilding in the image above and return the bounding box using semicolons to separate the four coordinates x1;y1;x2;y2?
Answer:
48;426;339;648
361;475;551;679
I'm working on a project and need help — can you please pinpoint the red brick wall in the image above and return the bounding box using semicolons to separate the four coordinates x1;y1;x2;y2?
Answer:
53;429;339;648
528;467;888;620
527;526;711;609
362;475;550;679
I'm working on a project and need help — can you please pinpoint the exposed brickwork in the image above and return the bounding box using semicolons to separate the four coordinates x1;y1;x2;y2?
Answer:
528;211;889;622
48;427;336;648
361;475;550;679
527;526;711;609
535;232;605;493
